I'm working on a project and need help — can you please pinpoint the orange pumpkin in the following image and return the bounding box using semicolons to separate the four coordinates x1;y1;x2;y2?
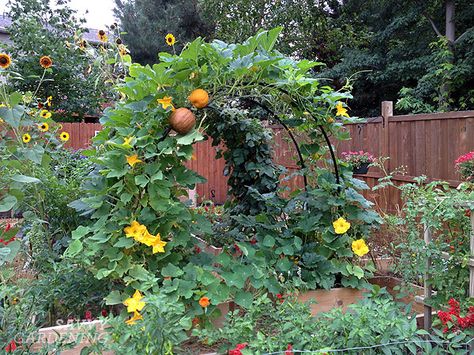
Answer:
169;108;196;135
188;89;209;109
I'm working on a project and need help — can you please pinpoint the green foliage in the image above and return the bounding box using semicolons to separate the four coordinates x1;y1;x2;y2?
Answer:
393;178;474;307
114;0;213;65
68;29;380;317
4;0;104;118
197;291;430;354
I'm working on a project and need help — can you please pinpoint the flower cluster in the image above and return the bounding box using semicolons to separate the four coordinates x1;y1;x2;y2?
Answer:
124;221;167;254
455;151;474;182
229;342;248;355
437;298;474;333
123;290;145;325
341;151;375;168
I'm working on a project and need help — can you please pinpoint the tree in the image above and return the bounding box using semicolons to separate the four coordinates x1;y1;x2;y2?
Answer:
4;0;105;119
114;0;213;65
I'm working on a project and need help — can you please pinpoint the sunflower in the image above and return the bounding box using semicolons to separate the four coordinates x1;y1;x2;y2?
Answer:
40;110;52;119
98;30;108;43
59;132;69;142
79;39;87;50
0;53;12;69
115;38;122;45
46;96;52;107
22;133;31;143
40;56;53;69
38;122;49;132
165;33;175;46
118;44;129;56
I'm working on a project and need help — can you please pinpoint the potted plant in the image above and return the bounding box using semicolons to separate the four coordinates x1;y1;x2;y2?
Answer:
455;151;474;182
341;151;375;174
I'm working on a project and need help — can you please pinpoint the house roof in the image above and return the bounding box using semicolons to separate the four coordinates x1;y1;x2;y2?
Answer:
0;13;102;43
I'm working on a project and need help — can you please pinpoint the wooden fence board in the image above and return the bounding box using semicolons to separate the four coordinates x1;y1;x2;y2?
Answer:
61;107;474;210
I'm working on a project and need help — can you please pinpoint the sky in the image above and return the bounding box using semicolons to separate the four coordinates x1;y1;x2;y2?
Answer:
0;0;117;30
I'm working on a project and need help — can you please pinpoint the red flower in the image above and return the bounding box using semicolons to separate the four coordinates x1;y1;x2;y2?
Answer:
448;298;460;316
285;343;294;355
101;309;108;317
465;209;471;217
229;343;248;355
250;238;257;245
194;245;202;254
5;340;17;352
85;310;92;321
4;223;11;232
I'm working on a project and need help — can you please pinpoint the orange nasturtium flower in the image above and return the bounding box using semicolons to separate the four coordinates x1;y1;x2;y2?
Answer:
126;154;142;167
165;33;175;46
22;133;31;143
39;56;53;69
199;296;210;308
157;96;174;110
59;132;70;142
335;102;349;118
123;290;146;313
332;217;351;235
0;53;12;69
352;239;369;257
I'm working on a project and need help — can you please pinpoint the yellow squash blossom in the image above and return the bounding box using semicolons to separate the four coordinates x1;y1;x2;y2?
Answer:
22;133;31;143
122;136;133;148
126;154;142;167
40;110;52;119
0;53;12;69
352;239;369;257
124;221;145;238
123;290;145;313
333;217;351;235
125;311;143;325
157;96;174;110
148;236;167;254
165;33;175;46
59;132;70;142
335;102;349;118
38;122;49;132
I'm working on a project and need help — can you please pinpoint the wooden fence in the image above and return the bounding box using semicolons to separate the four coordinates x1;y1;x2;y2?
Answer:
62;103;474;211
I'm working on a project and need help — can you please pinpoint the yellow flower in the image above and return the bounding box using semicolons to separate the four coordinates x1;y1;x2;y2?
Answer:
123;290;145;313
125;311;143;325
335;102;349;118
46;96;52;107
126;154;143;167
148;235;167;254
0;53;12;69
352;239;369;257
38;122;49;132
59;132;70;142
22;133;31;143
333;217;351;234
157;96;174;110
165;33;175;46
98;30;108;43
39;56;53;69
124;221;147;240
40;110;52;119
122;136;133;148
118;44;129;56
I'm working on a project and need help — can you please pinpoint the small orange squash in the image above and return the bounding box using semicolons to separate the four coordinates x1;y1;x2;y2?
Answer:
188;89;209;109
169;108;196;135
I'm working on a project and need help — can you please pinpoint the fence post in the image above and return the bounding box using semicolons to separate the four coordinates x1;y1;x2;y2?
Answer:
381;101;393;210
423;223;433;331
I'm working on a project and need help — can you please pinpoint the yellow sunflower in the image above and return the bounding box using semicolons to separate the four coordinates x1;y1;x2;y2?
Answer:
118;44;129;56
39;56;53;69
59;132;69;142
165;33;175;46
98;30;108;43
46;96;52;107
0;53;12;69
38;122;49;132
40;110;52;119
22;133;31;143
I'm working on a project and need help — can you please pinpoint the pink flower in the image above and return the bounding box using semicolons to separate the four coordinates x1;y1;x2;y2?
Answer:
285;343;294;355
85;310;93;321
